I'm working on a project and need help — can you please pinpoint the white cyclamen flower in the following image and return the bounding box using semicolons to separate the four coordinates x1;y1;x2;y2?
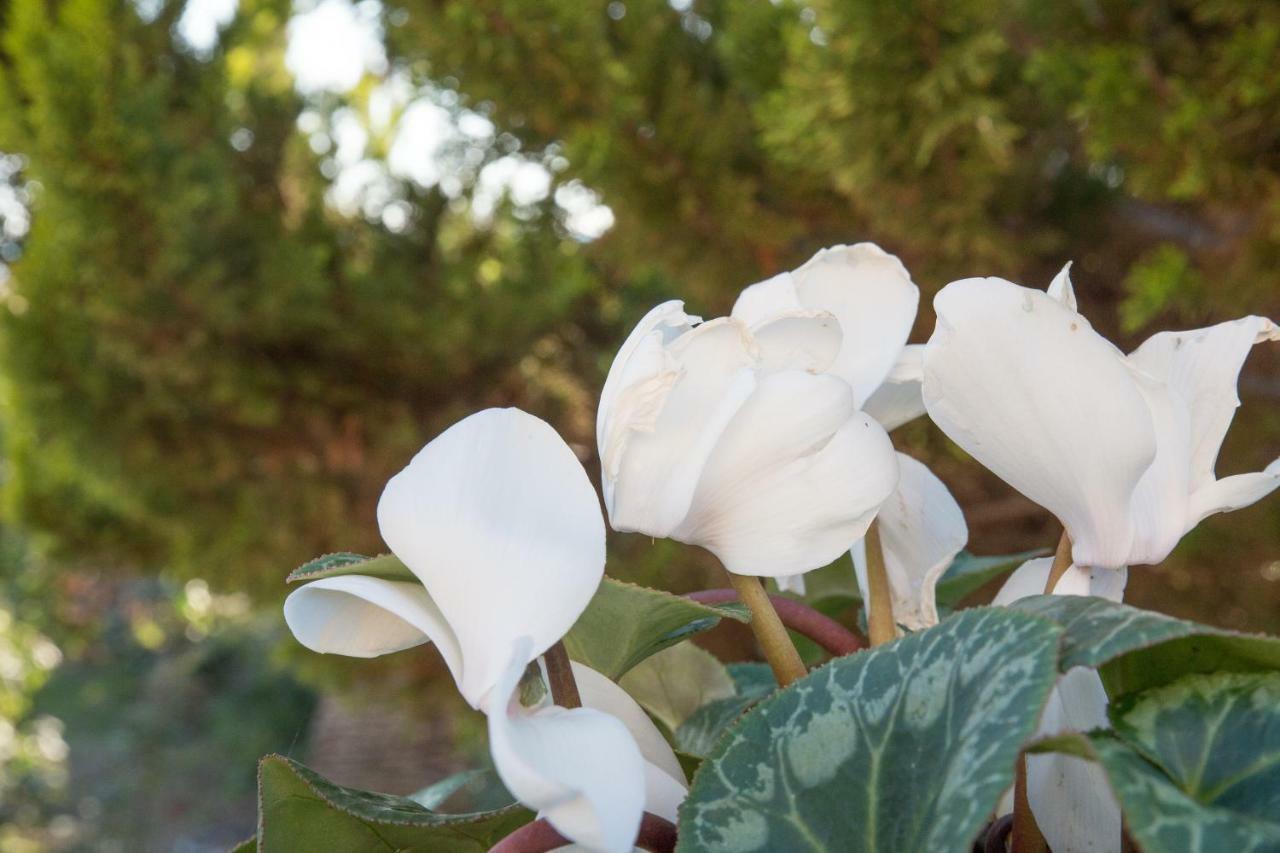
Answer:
598;292;899;578
732;243;927;429
729;244;967;603
923;266;1279;570
283;408;665;852
993;559;1126;853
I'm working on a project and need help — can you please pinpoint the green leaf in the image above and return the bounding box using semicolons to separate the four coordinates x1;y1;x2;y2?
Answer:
676;663;777;758
1087;734;1280;853
1013;595;1280;697
678;609;1062;852
257;754;531;852
287;552;416;584
228;838;255;853
562;579;747;680
1111;672;1280;827
933;549;1047;607
619;641;736;732
409;768;515;814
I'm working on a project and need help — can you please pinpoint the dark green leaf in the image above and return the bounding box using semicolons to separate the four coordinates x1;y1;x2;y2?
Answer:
227;838;255;853
286;552;417;584
257;754;531;852
1012;595;1280;697
1089;735;1280;853
933;549;1047;607
562;579;747;680
676;663;777;758
678;609;1062;852
1111;672;1280;826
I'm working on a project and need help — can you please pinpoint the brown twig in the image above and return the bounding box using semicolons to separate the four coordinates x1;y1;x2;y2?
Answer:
542;641;581;709
685;590;865;657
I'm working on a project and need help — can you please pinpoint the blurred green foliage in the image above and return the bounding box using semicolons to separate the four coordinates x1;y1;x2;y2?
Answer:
0;0;1276;606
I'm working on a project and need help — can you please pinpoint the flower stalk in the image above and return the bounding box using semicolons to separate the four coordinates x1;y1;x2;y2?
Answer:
1042;530;1073;595
725;572;808;686
1012;754;1049;852
542;641;582;709
864;520;896;647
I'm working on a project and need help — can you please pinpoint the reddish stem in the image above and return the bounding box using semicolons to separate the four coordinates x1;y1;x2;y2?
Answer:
490;812;677;853
686;589;865;657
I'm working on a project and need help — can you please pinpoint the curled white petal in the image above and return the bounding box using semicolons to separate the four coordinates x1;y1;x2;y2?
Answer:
606;319;758;537
673;371;898;577
788;244;920;405
489;641;646;853
1046;261;1076;311
923;277;1156;569
1129;315;1278;491
852;453;968;630
283;576;460;673
378;408;605;709
573;662;687;787
748;310;842;374
862;344;927;431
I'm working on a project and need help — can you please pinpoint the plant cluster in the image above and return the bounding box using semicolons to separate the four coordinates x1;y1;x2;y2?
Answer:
246;246;1280;852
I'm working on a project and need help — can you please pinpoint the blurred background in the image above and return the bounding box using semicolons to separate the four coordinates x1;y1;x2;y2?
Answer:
0;0;1277;848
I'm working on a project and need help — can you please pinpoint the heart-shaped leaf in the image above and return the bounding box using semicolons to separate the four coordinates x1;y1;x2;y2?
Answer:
256;754;531;852
677;608;1062;852
1013;595;1280;698
563;579;747;680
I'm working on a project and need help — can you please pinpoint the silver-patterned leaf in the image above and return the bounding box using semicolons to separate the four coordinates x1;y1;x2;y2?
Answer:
1013;595;1280;698
677;608;1062;852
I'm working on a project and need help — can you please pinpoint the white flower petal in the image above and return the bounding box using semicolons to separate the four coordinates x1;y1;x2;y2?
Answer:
991;557;1091;604
597;300;700;453
775;574;807;595
1128;316;1278;491
731;271;804;327
489;641;646;853
641;761;688;824
1089;566;1129;602
573;662;687;786
607;319;759;537
1027;667;1122;853
749;310;842;373
861;344;927;431
923;277;1157;569
674;371;898;577
282;576;460;673
1188;460;1280;527
851;453;968;630
789;244;920;405
1046;261;1077;311
378;408;606;709
1125;373;1194;565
